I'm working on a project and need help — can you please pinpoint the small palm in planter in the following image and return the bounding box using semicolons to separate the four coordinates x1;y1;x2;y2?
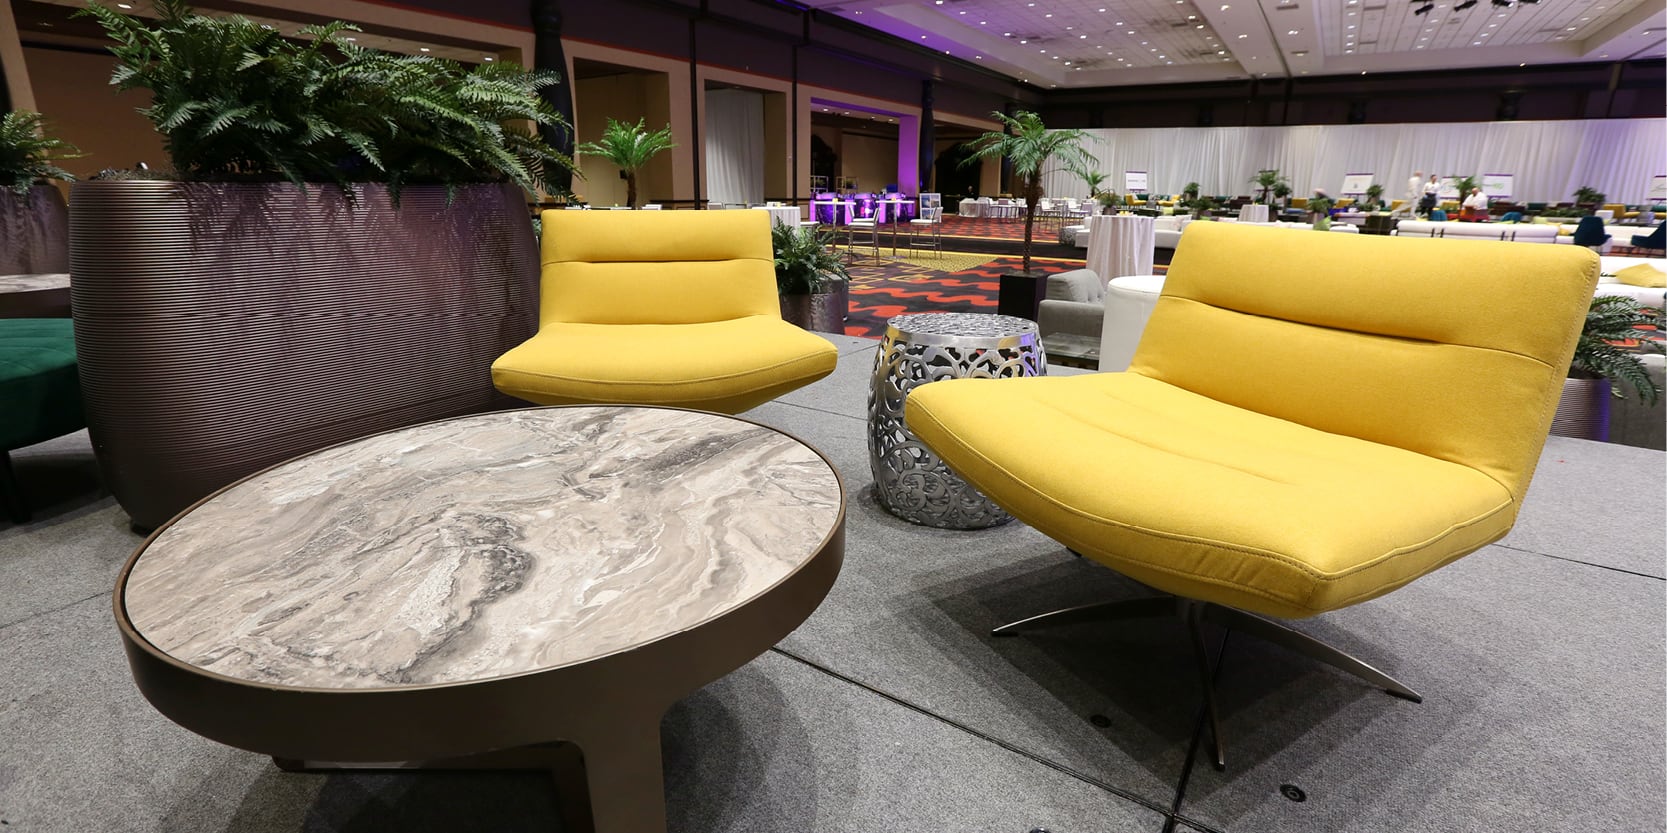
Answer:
577;117;675;208
0;110;80;274
1553;295;1664;440
1364;183;1385;211
772;221;848;332
961;111;1091;320
72;0;579;528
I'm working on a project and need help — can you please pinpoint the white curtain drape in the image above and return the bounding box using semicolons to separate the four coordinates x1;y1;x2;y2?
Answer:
705;89;765;206
1041;118;1666;204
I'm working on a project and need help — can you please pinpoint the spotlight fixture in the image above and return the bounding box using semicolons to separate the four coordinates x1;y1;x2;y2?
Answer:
1413;2;1435;14
1454;0;1477;9
1492;0;1512;6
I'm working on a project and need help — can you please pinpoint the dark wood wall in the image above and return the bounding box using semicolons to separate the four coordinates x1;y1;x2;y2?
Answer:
1042;60;1666;129
391;0;1042;121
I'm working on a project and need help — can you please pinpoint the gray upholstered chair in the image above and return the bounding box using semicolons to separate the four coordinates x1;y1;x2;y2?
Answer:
1037;268;1104;341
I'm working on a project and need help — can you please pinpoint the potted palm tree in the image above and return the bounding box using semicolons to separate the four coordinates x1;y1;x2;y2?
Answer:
772;221;848;333
1552;295;1663;441
1251;169;1288;206
1364;183;1385;212
961;110;1091;320
0;110;79;274
72;1;576;528
577;117;675;209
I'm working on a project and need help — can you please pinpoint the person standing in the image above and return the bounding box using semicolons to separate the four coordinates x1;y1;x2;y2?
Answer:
1420;174;1441;217
1398;170;1423;216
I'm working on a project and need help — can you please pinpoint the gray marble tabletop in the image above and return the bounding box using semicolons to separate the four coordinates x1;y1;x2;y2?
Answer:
0;273;69;293
123;406;842;691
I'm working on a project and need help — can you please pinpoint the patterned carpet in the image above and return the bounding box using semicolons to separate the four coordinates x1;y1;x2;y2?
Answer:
842;253;1092;339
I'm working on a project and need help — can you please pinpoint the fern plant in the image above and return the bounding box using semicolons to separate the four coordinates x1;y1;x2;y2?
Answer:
0;111;81;195
80;0;574;199
576;118;675;208
771;221;846;295
1574;186;1606;206
1573;295;1663;405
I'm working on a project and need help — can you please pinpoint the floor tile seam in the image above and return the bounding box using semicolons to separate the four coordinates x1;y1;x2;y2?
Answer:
767;400;868;423
766;645;1178;819
1494;542;1667;581
0;589;112;632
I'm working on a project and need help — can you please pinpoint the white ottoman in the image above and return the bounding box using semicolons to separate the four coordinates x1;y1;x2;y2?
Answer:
1097;274;1166;372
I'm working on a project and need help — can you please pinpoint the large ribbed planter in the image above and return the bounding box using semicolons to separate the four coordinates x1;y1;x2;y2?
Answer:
1550;376;1612;442
0;184;69;274
779;275;848;333
69;181;539;528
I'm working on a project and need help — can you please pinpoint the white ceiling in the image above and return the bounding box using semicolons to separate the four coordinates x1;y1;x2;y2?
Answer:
804;0;1667;88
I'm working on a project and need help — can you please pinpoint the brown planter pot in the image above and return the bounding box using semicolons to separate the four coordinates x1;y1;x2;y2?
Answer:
69;181;539;528
1550;376;1612;442
779;275;848;333
0;184;69;275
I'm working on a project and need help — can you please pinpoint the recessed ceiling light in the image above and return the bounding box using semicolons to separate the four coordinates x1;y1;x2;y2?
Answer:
1472;40;1482;44
1044;13;1053;17
1221;3;1230;8
975;55;983;59
483;56;494;61
419;47;431;52
116;1;132;7
919;35;928;39
1217;49;1226;54
1287;29;1300;34
1080;34;1087;38
343;36;357;41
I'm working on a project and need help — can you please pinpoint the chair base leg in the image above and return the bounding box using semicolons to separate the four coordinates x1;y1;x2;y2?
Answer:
992;593;1422;769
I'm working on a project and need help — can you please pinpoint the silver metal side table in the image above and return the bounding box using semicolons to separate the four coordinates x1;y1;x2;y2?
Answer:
868;312;1046;529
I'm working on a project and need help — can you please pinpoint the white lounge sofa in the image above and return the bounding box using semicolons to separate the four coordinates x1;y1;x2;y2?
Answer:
1392;221;1558;243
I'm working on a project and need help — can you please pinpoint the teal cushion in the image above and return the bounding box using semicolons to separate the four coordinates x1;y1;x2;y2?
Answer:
0;318;83;451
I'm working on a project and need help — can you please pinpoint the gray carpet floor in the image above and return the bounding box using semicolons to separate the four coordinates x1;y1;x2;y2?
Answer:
1;332;1661;832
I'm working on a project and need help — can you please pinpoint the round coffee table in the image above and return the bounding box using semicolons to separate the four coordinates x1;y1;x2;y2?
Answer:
115;405;845;833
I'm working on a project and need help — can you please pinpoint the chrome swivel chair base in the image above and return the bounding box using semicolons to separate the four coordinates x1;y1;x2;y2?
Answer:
992;593;1422;770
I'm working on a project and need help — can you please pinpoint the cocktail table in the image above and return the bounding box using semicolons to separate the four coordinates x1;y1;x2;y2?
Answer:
115;405;845;832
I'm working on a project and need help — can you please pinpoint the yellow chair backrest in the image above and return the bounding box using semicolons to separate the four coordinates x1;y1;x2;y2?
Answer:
1602;203;1626;214
1131;223;1597;504
539;209;780;326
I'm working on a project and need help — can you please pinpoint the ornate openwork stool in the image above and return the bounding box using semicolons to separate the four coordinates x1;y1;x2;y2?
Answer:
867;312;1046;529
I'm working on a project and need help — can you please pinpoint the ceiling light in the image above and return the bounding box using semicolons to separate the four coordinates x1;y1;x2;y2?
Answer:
1196;23;1205;28
1454;0;1477;9
1413;3;1435;14
1044;13;1053;17
483;56;494;61
419;47;431;52
1287;28;1300;34
919;35;928;39
1221;3;1230;8
116;1;132;7
1238;33;1247;38
1080;34;1088;38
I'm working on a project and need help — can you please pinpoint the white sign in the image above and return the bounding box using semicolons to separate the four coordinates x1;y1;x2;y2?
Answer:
1437;177;1461;200
1650;175;1667;201
1340;173;1374;196
1124;171;1149;193
1481;173;1513;199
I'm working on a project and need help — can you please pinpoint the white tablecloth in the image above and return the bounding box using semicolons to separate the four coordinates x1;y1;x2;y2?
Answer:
1085;214;1155;285
958;199;982;218
1098;274;1166;372
1238;204;1270;223
753;205;802;227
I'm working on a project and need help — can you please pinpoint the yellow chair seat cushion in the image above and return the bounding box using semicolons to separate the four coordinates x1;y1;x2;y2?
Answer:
905;373;1515;619
492;316;837;413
